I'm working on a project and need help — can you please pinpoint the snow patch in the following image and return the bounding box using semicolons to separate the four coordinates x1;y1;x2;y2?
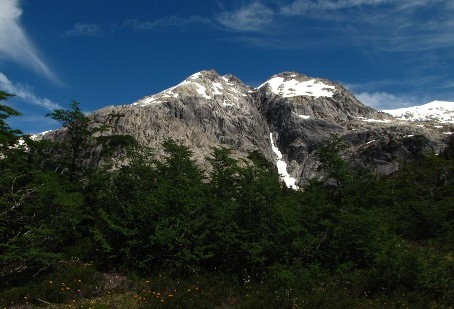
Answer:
299;115;310;119
190;72;202;79
270;133;298;189
222;102;234;107
383;101;454;123
360;118;391;123
30;130;52;141
212;82;223;96
194;83;211;99
259;76;335;98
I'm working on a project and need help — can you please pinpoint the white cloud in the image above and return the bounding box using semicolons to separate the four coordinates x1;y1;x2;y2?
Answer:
282;0;399;15
217;2;275;31
0;0;59;83
354;91;416;110
276;0;454;52
124;16;211;31
64;23;104;37
0;72;61;110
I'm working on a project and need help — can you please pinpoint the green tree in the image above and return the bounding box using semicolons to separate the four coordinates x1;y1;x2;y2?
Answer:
0;91;22;154
149;140;210;273
46;101;106;173
204;147;243;271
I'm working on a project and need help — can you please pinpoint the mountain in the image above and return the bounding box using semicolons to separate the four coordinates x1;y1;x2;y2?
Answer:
41;70;451;187
383;100;454;124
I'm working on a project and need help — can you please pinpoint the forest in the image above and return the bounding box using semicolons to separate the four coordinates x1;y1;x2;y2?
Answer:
1;91;454;308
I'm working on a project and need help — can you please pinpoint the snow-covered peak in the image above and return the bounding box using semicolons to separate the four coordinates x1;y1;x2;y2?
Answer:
258;73;336;98
133;70;250;106
29;130;52;141
383;101;454;123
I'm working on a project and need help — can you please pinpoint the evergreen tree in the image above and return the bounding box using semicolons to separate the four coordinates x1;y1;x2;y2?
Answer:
0;91;22;155
46;101;106;174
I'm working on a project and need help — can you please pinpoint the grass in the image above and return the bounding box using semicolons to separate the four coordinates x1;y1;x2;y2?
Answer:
1;263;453;308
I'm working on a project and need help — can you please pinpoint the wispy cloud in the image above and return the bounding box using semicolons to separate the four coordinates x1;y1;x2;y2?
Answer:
213;0;454;53
279;0;454;52
123;15;211;31
0;72;61;110
354;91;417;110
0;0;59;83
64;23;104;37
280;0;395;15
216;2;275;32
344;80;427;109
7;114;59;134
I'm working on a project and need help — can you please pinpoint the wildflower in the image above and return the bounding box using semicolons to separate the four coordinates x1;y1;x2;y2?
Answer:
168;294;174;297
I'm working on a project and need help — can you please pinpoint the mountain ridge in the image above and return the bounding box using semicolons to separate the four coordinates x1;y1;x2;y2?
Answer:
40;69;452;187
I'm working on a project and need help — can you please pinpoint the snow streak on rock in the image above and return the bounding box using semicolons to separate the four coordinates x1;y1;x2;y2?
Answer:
270;133;298;189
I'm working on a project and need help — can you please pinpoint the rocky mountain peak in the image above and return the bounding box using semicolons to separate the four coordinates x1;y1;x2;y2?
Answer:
133;69;253;109
257;72;337;99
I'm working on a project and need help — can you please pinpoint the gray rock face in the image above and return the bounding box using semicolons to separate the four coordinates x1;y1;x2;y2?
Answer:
41;70;450;187
83;70;273;166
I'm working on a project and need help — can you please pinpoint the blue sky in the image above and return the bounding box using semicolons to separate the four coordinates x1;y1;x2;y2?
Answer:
0;0;453;133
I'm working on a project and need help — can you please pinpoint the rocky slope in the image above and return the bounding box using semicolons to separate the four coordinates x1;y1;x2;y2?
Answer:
41;70;451;187
58;70;273;166
255;72;449;185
